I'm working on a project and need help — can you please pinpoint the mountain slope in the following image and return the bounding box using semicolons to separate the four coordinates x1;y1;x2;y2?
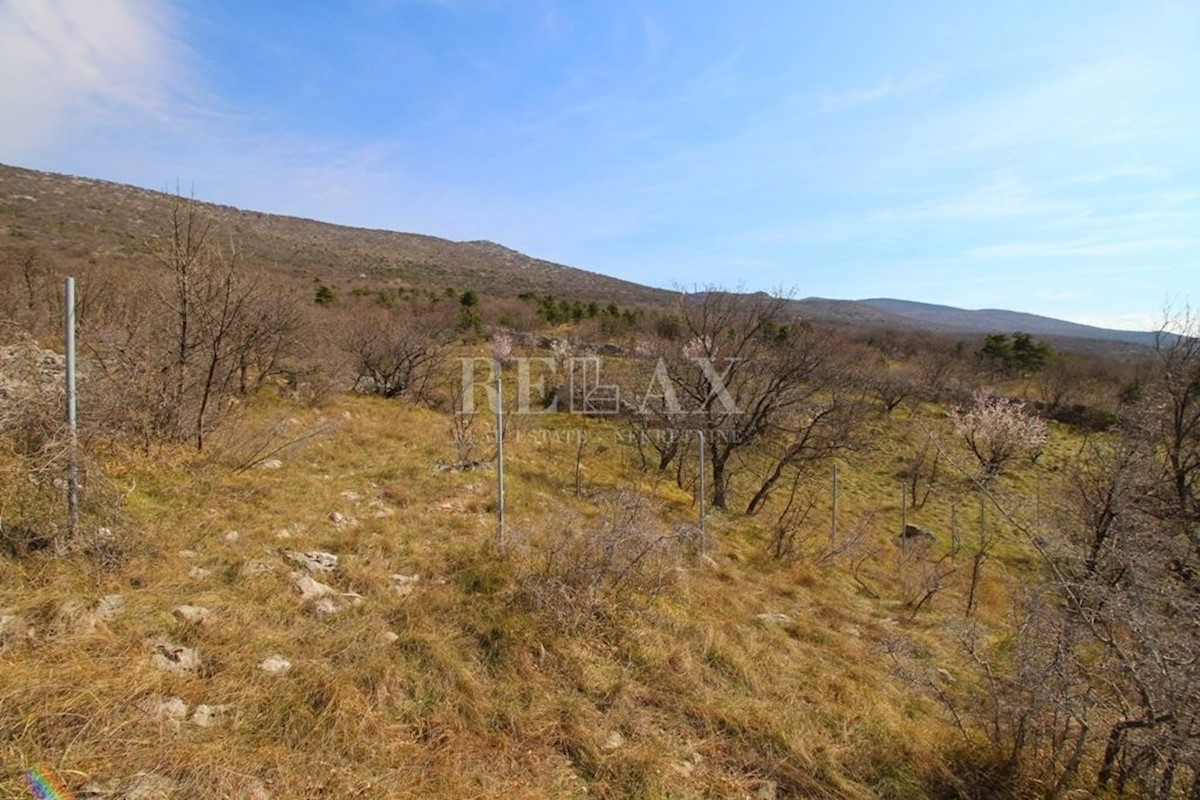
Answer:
0;163;670;307
1;162;1161;351
861;297;1162;348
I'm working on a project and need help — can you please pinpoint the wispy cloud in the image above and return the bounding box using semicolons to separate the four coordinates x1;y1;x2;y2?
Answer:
969;237;1197;259
877;172;1062;221
818;70;944;113
0;0;182;157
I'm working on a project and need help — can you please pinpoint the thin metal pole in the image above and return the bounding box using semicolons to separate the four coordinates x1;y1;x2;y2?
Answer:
830;462;839;548
900;483;909;601
696;430;706;550
65;277;79;538
495;370;505;549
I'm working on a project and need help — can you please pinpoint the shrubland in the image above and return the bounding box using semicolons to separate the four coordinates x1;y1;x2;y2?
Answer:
1;197;1197;799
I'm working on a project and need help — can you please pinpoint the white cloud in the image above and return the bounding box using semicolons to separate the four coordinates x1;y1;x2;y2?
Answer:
877;172;1063;222
0;0;181;157
969;237;1198;259
818;70;944;113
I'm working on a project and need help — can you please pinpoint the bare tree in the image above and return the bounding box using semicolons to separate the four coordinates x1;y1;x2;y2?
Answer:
625;289;856;512
342;309;448;401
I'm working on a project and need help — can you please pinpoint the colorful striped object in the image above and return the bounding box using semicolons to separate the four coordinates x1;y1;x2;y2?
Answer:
25;766;73;800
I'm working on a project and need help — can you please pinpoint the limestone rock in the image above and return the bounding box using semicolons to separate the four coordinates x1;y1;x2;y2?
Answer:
242;559;274;577
188;566;212;580
290;572;336;600
753;779;779;800
190;703;228;727
135;695;189;725
236;778;271;800
259;654;292;675
390;573;420;598
260;459;283;470
55;598;99;635
123;772;177;799
173;605;212;625
755;613;792;625
151;642;201;673
312;595;362;616
602;731;625;751
285;550;338;572
327;511;359;527
96;594;125;621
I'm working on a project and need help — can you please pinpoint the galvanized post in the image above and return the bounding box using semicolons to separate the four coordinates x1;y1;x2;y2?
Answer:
831;461;839;548
697;430;707;550
65;277;79;538
496;370;505;549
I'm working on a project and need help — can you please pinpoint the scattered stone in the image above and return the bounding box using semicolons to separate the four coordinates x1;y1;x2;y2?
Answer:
123;771;178;799
339;490;362;503
0;612;22;636
242;559;274;577
390;573;420;598
135;695;188;724
312;594;362;616
753;779;779;800
173;605;213;625
936;667;956;683
178;549;200;559
96;594;125;621
755;613;793;625
602;731;625;752
901;524;936;543
369;503;395;519
55;598;99;635
151;642;201;673
190;703;228;727
290;572;336;600
259;654;292;675
188;566;212;580
260;459;283;470
328;511;359;527
381;631;400;644
225;530;240;543
286;550;338;572
237;777;271;800
79;777;122;797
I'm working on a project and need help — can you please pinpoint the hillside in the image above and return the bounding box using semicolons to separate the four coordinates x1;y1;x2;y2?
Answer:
2;162;1199;798
0;163;670;308
861;298;1161;349
0;162;1164;354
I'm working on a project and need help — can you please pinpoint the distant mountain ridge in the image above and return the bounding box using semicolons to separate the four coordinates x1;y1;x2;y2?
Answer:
0;162;1164;354
859;298;1163;349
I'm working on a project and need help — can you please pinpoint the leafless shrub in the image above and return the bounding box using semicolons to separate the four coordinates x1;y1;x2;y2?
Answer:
515;492;681;627
342;309;448;402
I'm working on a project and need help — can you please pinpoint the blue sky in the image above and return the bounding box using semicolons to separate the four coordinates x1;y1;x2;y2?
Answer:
2;0;1197;330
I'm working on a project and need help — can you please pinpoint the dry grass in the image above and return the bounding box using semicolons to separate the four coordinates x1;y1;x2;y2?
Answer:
0;381;1094;798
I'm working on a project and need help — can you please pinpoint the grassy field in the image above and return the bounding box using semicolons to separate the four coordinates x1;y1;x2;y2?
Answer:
0;375;1094;799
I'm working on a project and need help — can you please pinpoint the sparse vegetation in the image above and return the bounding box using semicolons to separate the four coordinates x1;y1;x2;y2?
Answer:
2;164;1197;798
